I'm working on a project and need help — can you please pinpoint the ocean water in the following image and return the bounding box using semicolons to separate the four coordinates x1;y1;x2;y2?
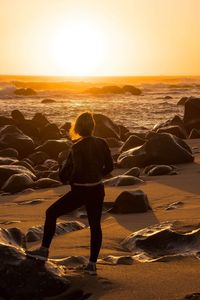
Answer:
0;77;199;132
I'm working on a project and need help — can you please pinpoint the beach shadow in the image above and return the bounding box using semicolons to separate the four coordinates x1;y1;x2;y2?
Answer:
145;161;200;196
108;210;159;233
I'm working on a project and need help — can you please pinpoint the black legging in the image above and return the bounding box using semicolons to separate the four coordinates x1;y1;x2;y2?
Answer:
42;184;105;263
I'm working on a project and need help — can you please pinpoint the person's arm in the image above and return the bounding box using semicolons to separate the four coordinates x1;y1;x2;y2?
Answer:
59;150;73;184
102;141;114;176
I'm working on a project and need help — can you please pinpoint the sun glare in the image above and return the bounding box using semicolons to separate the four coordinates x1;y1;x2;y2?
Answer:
49;21;106;76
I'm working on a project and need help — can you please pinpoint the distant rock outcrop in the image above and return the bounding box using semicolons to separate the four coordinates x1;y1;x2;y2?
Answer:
85;85;141;95
14;88;37;96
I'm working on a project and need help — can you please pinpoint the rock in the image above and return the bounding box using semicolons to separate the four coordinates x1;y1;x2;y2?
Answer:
35;139;72;159
15;119;40;139
0;157;18;165
39;123;61;142
118;133;193;167
120;135;146;152
43;159;58;169
156;125;187;139
0;229;70;299
58;150;71;165
110;190;151;213
0;116;14;126
41;98;56;103
0;148;18;158
164;95;172;99
2;173;34;193
28;151;49;165
85;85;142;95
182;293;200;299
11;109;25;122
104;175;143;186
48;171;60;181
177;96;189;105
101;255;134;265
105;137;123;148
36;170;51;179
124;167;140;177
52;256;88;266
12;160;36;174
122;85;142;95
189;128;200;139
0;165;36;188
26;221;85;242
165;201;184;210
93;113;120;139
31;113;49;129
144;165;175;176
31;178;61;189
183;97;200;132
121;222;200;262
14;88;37;96
118;124;130;141
0;125;35;158
117;153;147;168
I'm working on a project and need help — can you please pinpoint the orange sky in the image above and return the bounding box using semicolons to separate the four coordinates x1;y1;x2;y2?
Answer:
0;0;200;76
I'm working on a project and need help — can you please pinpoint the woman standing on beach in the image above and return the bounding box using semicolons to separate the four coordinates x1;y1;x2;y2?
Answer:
26;112;113;275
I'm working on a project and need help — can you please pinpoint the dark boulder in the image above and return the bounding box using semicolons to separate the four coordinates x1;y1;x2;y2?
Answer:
110;190;151;213
0;228;70;299
11;109;25;122
118;133;193;168
177;96;189;105
0;165;36;188
0;157;18;165
0;116;14;126
0;148;18;158
35;139;72;159
32;178;61;189
104;175;144;186
189;128;200;139
156;125;187;139
124;167;140;177
2;173;34;193
0;125;35;158
39;123;61;142
31;113;49;129
183;97;200;132
120;135;146;152
144;164;175;176
29;151;49;165
105;137;123;148
93;113;120;139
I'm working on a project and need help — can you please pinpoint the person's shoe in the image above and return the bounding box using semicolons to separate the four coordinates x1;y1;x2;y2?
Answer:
83;262;97;275
26;247;49;261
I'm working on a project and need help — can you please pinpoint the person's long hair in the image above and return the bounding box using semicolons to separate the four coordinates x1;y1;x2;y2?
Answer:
70;112;95;140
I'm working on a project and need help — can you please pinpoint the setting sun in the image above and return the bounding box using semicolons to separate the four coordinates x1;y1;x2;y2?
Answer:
49;21;106;76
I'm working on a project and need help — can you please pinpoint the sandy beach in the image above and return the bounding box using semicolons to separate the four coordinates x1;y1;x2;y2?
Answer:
1;139;200;299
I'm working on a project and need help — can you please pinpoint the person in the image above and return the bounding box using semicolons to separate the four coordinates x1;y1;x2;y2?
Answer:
26;112;113;275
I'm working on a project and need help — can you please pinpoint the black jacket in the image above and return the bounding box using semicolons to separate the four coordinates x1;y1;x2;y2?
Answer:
59;136;113;184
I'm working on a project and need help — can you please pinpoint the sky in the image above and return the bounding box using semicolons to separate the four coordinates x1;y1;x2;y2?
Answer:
0;0;200;76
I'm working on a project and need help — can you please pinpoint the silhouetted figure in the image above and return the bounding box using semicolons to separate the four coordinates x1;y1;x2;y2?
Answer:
26;112;113;275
